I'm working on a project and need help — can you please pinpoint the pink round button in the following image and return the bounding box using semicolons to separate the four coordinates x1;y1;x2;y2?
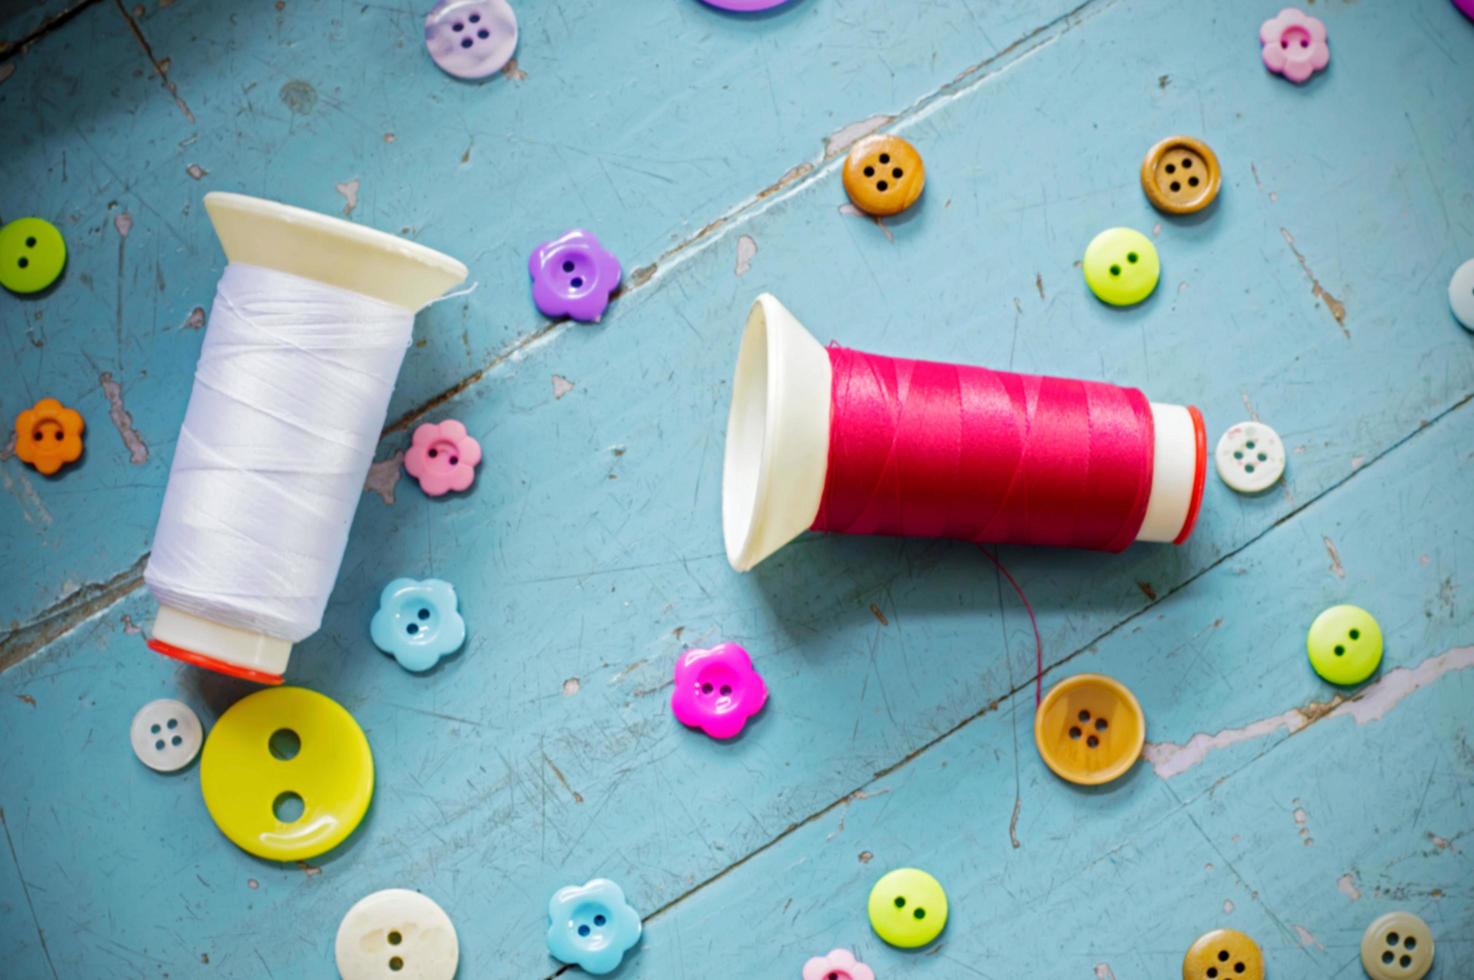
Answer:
670;643;767;740
1259;8;1329;84
404;420;482;497
425;0;517;80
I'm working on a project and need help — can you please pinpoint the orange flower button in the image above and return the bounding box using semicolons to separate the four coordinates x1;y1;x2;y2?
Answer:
1183;928;1264;980
14;398;84;476
1034;673;1145;785
842;134;925;217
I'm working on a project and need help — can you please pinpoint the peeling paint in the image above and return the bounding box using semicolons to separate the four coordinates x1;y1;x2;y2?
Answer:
1151;222;1162;238
114;211;133;238
1323;536;1345;578
16;693;36;707
562;677;580;696
0;62;16;86
500;57;527;81
1281;228;1348;335
1428;831;1453;851
543;754;584;804
1223;899;1235;914
838;203;893;242
0;432;16;460
858;850;873;863
735;235;758;276
185;163;207;180
336;179;360;217
279;79;317;115
1294;802;1313;846
1093;965;1116;980
99;372;149;464
183;306;206;330
1350;454;1366;471
363;451;404;505
1;468;51;529
824;114;894;158
552;375;575;400
121;614;142;635
1293;925;1324;951
1143;708;1312;779
1338;873;1361;900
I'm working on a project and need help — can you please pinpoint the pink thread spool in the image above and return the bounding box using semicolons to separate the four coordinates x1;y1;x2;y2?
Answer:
721;294;1207;571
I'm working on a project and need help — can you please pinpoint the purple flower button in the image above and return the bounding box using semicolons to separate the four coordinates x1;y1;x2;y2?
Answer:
528;229;622;322
425;0;517;80
698;0;793;10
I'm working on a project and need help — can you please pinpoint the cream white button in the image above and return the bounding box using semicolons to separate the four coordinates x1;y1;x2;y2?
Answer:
129;699;203;772
335;889;458;980
1214;421;1285;494
1450;258;1474;331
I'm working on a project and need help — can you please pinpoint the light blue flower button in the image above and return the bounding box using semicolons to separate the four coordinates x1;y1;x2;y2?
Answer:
546;878;642;976
369;578;466;672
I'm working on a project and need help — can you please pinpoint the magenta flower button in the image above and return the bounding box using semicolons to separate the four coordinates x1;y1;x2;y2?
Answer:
404;420;482;497
1260;8;1329;84
670;643;767;739
528;229;622;322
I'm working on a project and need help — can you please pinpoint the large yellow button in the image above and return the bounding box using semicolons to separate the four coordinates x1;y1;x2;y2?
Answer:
0;217;67;294
1182;928;1264;980
867;868;947;948
200;686;374;862
1082;227;1159;306
842;134;925;217
1034;673;1145;785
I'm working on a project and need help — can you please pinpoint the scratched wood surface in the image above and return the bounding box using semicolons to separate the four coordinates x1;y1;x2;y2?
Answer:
1;1;1471;978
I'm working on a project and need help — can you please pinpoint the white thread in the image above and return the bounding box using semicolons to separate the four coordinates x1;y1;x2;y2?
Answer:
145;263;414;642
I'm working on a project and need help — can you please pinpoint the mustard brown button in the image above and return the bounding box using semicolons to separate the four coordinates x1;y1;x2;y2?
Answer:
1141;136;1222;215
1182;928;1264;980
842;134;925;217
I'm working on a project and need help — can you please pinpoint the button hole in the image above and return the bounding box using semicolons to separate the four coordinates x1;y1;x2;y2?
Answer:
460;37;472;48
428;448;438;458
892;167;903;179
863;166;875;177
878;153;890;164
701;682;713;694
17;257;29;269
407;623;419;634
1334;644;1344;656
388;931;402;945
469;11;480;21
1069;726;1082;740
477;29;489;38
1127;252;1138;263
719;685;732;696
1170;181;1181;192
1165;163;1176;174
570;276;584;288
269;728;301;760
389;956;404;971
594;914;606;926
171;735;182;746
893;896;906;908
578;924;590;937
1086;734;1099;748
1109;264;1121;277
912;907;925;919
876;180;889;192
272;791;305;823
452;21;463;30
418;607;431;620
1348;629;1360;640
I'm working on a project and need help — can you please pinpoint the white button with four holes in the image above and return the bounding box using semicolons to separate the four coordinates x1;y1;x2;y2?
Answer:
335;888;459;980
1214;421;1285;494
1450;258;1474;331
129;699;203;772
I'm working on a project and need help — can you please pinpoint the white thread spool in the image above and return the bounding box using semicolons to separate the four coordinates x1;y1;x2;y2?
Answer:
145;192;467;683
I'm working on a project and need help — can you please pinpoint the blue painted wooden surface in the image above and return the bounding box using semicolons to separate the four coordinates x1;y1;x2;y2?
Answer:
2;1;1471;978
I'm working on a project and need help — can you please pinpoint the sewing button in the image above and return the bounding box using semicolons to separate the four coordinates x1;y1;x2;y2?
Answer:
1182;928;1264;980
529;229;623;322
1360;911;1434;980
1141;136;1222;215
868;868;947;948
842;134;925;217
1457;0;1474;22
370;578;467;672
1449;259;1474;331
404;419;482;496
1306;604;1382;686
545;878;642;976
129;699;204;773
1082;227;1159;306
200;686;373;862
803;948;874;980
424;0;517;80
1260;8;1329;83
1034;673;1144;785
0;217;66;294
335;889;459;980
670;642;768;739
1213;421;1285;494
698;0;793;9
13;397;85;476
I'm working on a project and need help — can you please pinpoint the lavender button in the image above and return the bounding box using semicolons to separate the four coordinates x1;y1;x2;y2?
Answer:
425;0;517;80
528;230;622;323
697;0;793;10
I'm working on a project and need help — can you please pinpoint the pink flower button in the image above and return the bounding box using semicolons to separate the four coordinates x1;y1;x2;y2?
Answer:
1260;8;1329;83
404;420;482;497
802;948;874;980
670;643;767;739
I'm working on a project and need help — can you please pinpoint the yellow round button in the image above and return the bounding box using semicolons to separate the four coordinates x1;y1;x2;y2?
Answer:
0;217;67;294
1360;911;1434;980
1307;604;1383;686
867;868;947;948
1083;227;1159;306
200;686;374;862
1034;673;1144;785
1183;928;1264;980
842;134;925;217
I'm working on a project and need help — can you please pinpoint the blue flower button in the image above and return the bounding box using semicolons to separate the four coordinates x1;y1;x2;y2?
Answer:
369;578;466;672
546;878;642;975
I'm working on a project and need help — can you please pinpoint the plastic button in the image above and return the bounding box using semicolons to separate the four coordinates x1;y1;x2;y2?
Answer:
529;229;622;323
1360;911;1434;980
1260;8;1329;83
1457;0;1474;22
335;889;459;980
370;578;467;672
1141;136;1222;215
1307;604;1382;686
802;948;873;980
842;134;925;217
129;699;204;773
424;0;517;80
698;0;792;8
1082;227;1159;306
1449;258;1474;331
0;217;66;294
13;397;85;476
1214;421;1285;494
545;878;642;976
670;643;768;739
1034;673;1145;785
404;420;482;497
867;868;947;948
200;686;374;862
1182;928;1264;980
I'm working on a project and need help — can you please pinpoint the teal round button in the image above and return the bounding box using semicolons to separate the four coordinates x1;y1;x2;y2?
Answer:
0;218;66;294
1307;604;1382;686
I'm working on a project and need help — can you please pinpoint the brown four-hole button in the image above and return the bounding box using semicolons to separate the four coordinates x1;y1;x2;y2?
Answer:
1182;928;1264;980
842;134;925;217
1141;135;1221;215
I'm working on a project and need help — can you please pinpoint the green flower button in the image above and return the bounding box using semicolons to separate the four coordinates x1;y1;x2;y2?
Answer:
1082;226;1159;306
0;217;67;294
1307;604;1382;685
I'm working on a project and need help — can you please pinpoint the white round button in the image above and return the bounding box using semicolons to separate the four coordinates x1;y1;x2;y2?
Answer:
1450;258;1474;331
1214;421;1285;494
335;889;459;980
129;699;203;772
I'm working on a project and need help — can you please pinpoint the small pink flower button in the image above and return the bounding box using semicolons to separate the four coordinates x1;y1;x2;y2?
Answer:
1260;8;1329;83
802;948;874;980
403;419;482;496
670;643;767;739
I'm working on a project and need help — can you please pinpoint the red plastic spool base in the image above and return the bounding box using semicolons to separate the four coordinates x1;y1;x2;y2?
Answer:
149;638;284;686
1172;405;1209;545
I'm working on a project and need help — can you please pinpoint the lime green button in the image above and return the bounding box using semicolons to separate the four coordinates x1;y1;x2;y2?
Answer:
0;218;67;294
867;867;947;948
1307;604;1382;685
1083;227;1159;306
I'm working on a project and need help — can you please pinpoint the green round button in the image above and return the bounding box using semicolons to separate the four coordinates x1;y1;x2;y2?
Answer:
867;867;947;948
1083;226;1159;306
0;217;67;294
1307;604;1383;685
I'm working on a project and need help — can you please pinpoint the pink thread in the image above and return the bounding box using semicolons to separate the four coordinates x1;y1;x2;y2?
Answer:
979;547;1044;706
